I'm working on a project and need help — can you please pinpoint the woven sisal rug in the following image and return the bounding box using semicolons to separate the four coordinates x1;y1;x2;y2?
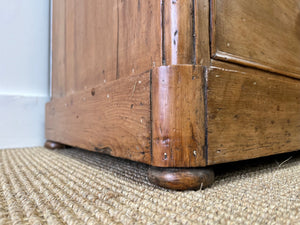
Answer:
0;147;299;224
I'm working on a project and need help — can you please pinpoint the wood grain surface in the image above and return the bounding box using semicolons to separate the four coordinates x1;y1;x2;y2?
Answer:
51;0;161;97
195;0;210;66
49;0;300;172
52;0;66;98
207;61;300;165
46;72;152;164
151;66;206;167
52;0;212;98
163;0;211;66
163;0;194;65
211;0;300;79
117;0;161;78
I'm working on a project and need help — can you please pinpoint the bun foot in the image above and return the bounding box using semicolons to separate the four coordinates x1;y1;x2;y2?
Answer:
148;167;214;191
44;140;66;150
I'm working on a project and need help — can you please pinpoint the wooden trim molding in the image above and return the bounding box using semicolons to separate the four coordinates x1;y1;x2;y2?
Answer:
212;51;300;80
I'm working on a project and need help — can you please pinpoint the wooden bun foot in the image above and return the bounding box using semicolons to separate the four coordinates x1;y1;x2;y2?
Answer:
44;140;66;150
148;167;214;191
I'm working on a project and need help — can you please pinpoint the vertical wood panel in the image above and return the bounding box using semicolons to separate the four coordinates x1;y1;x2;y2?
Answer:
71;0;118;92
195;0;210;66
118;0;162;78
52;0;118;96
53;0;161;96
65;0;75;96
52;0;66;98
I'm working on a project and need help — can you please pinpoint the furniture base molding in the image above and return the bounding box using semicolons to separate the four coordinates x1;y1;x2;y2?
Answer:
147;167;215;191
44;140;66;150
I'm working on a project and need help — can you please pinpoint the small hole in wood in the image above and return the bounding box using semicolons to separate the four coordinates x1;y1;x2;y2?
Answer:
91;88;96;96
164;153;168;160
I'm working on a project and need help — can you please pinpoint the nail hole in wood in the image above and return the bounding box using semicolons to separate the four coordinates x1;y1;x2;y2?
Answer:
164;153;167;160
91;88;96;96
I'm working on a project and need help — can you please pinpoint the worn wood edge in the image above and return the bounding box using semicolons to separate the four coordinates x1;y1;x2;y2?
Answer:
151;65;207;168
212;51;300;80
44;140;66;150
52;0;66;98
209;0;217;59
207;60;300;165
195;0;211;66
46;71;152;165
148;166;214;191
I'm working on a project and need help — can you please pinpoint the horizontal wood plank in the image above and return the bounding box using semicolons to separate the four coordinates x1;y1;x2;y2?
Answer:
207;61;300;165
46;72;151;164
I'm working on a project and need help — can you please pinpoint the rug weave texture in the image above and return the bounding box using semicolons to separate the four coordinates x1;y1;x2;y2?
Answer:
0;147;299;225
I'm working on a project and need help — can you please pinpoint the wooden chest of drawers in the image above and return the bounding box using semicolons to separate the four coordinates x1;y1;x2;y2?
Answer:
45;0;300;190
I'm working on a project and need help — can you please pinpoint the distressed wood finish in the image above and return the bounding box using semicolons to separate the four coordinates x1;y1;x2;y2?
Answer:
195;0;210;66
48;0;300;190
151;66;206;167
52;0;118;97
46;72;151;164
52;0;161;97
148;167;214;191
163;0;211;66
163;0;194;65
211;0;300;79
69;0;118;88
207;61;300;165
118;0;161;78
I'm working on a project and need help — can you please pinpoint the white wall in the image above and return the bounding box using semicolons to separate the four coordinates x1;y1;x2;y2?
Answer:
0;0;50;148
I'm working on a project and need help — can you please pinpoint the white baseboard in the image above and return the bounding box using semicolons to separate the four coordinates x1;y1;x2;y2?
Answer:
0;94;50;148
